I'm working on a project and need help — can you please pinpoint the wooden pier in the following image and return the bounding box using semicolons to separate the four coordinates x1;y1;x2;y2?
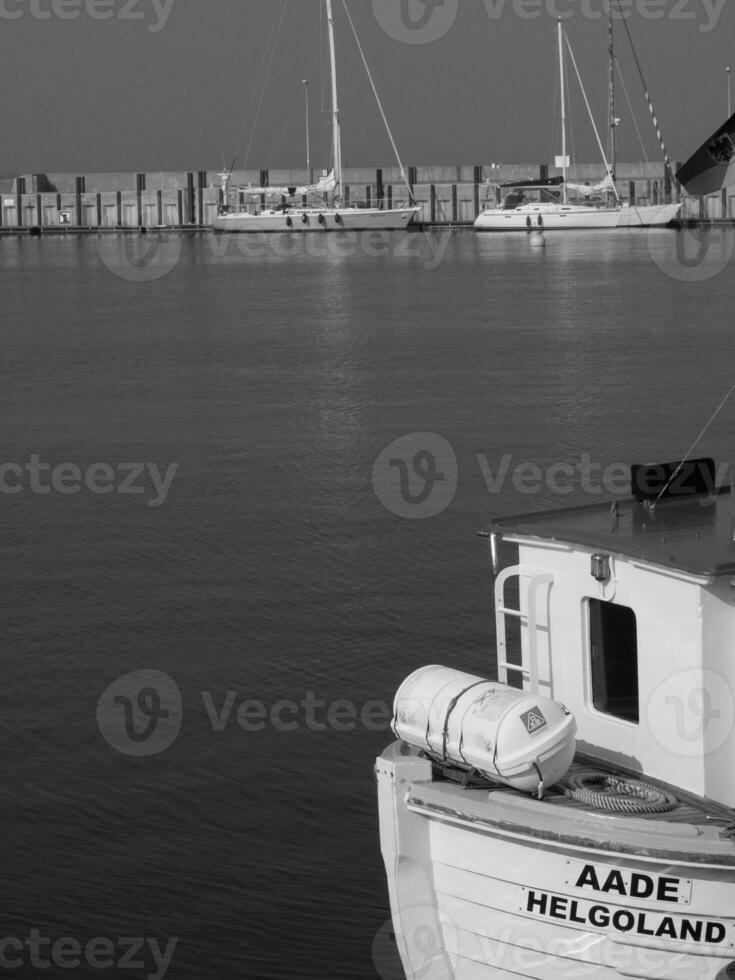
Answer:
0;162;725;232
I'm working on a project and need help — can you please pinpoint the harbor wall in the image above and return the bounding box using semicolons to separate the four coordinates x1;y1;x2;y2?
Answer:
0;163;723;229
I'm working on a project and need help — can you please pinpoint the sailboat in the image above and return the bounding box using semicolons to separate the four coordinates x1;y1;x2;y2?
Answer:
213;0;420;233
474;17;681;231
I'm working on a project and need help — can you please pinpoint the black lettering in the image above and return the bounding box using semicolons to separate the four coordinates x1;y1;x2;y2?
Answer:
526;890;547;915
680;919;703;942
612;909;635;932
635;913;655;936
568;900;586;924
629;873;654;899
602;869;626;895
655;917;678;939
549;896;568;920
705;922;726;944
589;905;609;928
574;864;600;891
656;876;680;902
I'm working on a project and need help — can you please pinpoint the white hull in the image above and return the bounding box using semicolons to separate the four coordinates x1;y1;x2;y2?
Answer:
474;202;681;231
377;743;735;980
212;206;420;233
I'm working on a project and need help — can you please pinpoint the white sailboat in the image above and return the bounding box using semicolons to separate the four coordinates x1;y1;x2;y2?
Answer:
213;0;420;233
474;17;680;232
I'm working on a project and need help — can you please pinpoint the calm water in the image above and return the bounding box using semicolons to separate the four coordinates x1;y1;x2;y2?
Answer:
1;226;734;979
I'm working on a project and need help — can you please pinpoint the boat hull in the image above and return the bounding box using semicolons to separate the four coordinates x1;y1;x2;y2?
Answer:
377;742;735;980
212;206;420;233
473;202;681;231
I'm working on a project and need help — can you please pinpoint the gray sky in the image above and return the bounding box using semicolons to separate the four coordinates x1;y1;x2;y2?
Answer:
0;0;731;175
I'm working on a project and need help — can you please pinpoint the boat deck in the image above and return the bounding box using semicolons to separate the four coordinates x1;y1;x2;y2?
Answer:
404;755;735;867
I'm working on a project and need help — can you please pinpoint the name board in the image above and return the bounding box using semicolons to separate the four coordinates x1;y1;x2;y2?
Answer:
523;861;727;946
58;211;71;225
521;888;729;945
565;861;692;905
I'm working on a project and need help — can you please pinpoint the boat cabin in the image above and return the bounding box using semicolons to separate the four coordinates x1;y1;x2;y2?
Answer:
499;179;564;210
489;458;735;808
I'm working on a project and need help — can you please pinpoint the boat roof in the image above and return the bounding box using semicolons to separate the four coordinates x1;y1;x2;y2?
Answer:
491;486;735;578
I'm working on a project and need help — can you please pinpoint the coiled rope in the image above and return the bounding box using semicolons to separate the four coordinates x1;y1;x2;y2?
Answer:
561;771;678;814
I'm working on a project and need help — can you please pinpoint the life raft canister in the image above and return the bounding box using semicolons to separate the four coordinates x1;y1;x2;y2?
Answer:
392;665;576;796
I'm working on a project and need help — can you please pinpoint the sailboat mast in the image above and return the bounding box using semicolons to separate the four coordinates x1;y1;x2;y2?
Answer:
558;19;567;204
608;6;616;179
325;0;343;200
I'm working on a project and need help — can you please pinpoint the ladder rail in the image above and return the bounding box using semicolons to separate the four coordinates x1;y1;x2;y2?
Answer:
494;565;554;695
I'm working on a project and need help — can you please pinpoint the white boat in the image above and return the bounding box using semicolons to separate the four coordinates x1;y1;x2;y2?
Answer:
474;18;680;232
213;0;420;234
377;456;735;979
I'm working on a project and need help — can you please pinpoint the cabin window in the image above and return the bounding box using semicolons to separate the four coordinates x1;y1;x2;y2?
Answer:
588;599;639;723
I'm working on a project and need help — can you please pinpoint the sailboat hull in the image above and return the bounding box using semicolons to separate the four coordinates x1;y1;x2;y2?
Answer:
213;206;420;233
474;202;681;231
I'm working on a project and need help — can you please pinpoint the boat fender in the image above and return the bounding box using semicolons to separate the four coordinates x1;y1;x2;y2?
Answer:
525;216;532;228
318;213;325;225
537;215;543;227
302;213;308;224
335;213;342;224
285;216;293;227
